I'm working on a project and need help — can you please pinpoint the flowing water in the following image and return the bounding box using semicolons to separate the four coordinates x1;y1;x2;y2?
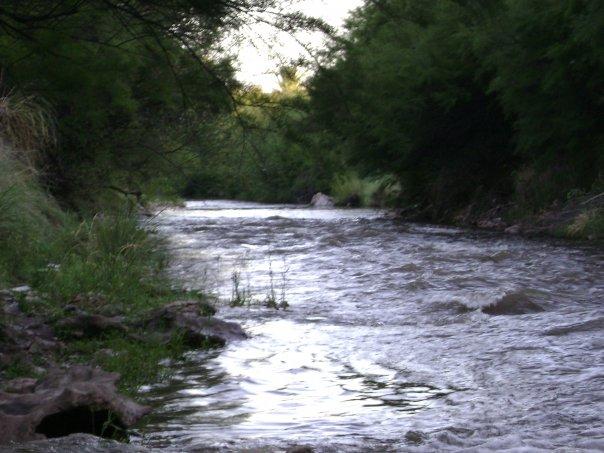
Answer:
135;200;603;452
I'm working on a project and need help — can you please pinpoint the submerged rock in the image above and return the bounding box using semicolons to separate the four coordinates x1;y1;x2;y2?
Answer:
142;300;247;347
405;430;427;445
0;366;151;445
286;446;314;453
310;192;334;208
482;292;544;316
544;317;604;336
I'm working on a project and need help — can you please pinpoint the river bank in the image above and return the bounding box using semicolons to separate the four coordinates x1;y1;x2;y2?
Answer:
394;191;604;242
0;281;247;446
0;178;247;448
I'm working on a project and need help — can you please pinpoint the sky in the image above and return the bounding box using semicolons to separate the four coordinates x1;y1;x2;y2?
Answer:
230;0;365;91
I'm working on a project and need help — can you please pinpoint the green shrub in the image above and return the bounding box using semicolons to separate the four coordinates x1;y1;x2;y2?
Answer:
330;172;400;207
34;211;171;317
567;208;604;240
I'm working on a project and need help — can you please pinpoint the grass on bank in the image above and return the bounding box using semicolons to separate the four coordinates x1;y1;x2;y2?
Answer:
0;91;213;394
0;151;206;394
330;172;401;207
566;208;604;240
0;196;197;392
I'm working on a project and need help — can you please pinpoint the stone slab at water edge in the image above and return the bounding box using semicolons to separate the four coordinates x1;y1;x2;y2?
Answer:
0;366;150;444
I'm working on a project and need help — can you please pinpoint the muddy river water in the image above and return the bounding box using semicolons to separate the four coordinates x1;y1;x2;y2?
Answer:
134;200;603;452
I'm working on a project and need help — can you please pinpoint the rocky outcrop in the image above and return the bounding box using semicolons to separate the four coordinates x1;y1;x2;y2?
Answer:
481;292;544;316
141;300;247;347
0;290;62;373
310;192;334;208
4;378;37;394
56;309;128;339
0;366;150;444
0;433;151;452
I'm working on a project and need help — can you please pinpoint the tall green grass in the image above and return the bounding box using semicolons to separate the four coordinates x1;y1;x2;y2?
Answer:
0;91;60;286
330;172;401;207
0;91;193;390
35;212;170;316
0;91;55;167
0;149;62;286
567;208;604;240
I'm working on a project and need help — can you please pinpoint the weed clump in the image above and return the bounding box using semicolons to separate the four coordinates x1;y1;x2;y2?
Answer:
567;208;604;240
263;258;288;310
330;172;400;208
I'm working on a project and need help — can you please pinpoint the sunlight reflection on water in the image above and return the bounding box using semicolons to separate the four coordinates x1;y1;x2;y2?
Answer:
136;200;604;452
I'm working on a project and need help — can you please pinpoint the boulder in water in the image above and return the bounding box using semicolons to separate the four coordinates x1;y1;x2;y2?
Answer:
0;366;151;445
482;292;544;316
310;192;334;208
405;430;427;445
544;317;604;336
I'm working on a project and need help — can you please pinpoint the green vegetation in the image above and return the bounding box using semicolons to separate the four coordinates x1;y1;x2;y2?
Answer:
330;172;401;207
230;269;253;307
306;0;603;226
0;134;196;390
567;208;604;240
174;0;602;230
182;69;342;203
65;332;188;395
263;258;288;310
1;1;599;222
228;256;289;310
36;212;170;317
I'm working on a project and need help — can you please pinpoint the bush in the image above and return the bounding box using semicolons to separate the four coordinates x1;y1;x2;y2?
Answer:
567;208;604;240
35;211;170;317
330;172;400;207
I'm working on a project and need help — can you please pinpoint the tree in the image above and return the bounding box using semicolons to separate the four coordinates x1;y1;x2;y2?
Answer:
0;0;327;206
308;0;603;217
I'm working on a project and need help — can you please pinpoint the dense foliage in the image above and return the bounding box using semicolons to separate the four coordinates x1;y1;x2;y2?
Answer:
2;1;601;213
308;0;604;218
0;0;301;207
182;69;342;202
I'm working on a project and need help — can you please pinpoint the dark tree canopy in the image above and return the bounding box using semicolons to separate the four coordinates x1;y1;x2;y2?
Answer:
307;0;604;217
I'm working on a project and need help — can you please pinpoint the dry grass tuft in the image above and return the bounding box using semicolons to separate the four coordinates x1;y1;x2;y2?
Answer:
0;88;56;168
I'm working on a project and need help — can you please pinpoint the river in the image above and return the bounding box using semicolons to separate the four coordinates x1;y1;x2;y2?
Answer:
134;200;603;452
